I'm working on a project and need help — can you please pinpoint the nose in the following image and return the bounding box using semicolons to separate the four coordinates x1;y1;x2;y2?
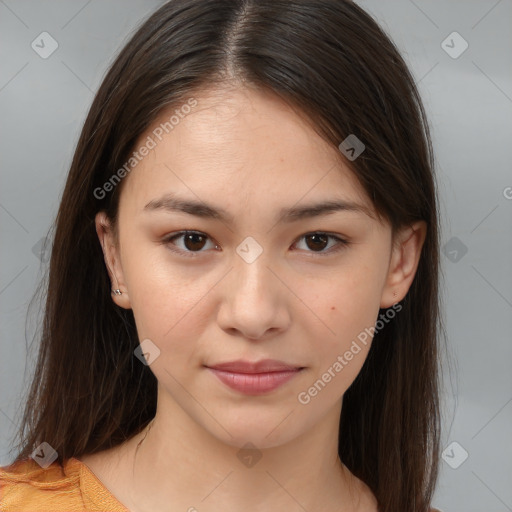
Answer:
216;250;291;341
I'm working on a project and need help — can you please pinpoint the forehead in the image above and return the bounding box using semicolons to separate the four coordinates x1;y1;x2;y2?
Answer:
119;85;375;222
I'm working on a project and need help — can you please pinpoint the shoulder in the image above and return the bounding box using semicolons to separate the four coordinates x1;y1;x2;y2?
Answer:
0;457;86;511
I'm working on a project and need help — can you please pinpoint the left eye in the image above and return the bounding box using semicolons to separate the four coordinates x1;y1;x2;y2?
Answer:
162;231;348;257
293;232;348;254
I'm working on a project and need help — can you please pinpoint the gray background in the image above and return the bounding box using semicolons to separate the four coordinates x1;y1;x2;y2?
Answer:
1;1;511;510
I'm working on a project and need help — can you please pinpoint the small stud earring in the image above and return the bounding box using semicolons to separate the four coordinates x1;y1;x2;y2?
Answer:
111;289;122;295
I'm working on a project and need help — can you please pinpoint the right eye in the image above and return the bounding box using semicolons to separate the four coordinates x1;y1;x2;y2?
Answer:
161;230;219;257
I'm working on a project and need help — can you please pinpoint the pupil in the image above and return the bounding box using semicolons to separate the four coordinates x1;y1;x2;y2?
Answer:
307;234;328;251
185;233;205;251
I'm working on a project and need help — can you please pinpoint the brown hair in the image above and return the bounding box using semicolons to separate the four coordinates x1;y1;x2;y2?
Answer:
9;1;445;510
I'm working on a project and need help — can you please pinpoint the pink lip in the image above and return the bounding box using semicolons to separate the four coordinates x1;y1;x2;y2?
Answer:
206;359;304;395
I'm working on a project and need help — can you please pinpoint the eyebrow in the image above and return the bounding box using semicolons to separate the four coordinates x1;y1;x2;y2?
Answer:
143;193;375;223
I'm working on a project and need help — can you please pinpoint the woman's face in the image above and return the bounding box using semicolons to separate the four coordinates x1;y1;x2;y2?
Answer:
96;85;423;449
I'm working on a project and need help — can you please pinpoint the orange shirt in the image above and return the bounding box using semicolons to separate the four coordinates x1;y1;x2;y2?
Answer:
0;457;128;511
1;456;444;512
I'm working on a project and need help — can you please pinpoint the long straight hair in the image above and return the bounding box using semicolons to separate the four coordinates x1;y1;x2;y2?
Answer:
9;1;444;510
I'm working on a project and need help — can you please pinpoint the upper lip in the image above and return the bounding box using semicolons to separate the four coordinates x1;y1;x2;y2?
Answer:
206;359;303;374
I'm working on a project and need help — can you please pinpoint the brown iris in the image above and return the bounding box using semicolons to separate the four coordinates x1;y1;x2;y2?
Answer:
304;233;329;251
183;233;208;251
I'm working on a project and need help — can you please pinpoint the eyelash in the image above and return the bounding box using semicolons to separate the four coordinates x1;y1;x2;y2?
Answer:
161;231;350;258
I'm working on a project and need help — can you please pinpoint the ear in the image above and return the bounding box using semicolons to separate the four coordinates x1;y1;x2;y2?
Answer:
95;211;132;309
380;220;427;308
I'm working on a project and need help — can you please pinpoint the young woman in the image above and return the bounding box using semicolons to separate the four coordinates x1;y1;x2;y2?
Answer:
1;1;444;511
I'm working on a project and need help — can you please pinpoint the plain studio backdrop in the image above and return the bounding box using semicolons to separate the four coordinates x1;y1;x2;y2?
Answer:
0;1;511;511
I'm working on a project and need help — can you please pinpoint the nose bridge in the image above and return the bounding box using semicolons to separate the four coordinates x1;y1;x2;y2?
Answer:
232;235;274;297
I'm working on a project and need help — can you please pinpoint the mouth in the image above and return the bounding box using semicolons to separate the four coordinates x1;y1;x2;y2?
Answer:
205;359;305;395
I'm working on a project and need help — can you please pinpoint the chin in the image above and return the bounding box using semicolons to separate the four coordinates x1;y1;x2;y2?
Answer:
202;413;305;451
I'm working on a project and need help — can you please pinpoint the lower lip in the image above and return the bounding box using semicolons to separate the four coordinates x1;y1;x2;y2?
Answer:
207;368;302;395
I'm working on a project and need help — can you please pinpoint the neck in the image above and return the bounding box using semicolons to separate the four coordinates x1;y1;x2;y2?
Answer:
122;398;366;512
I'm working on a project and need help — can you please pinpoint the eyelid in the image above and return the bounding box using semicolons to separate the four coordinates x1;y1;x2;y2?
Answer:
161;230;350;257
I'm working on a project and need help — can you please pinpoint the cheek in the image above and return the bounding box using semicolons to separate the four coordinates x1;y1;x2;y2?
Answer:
294;260;385;376
295;275;380;404
121;244;214;345
311;263;383;333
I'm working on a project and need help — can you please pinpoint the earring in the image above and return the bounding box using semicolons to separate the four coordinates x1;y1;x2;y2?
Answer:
111;289;122;295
